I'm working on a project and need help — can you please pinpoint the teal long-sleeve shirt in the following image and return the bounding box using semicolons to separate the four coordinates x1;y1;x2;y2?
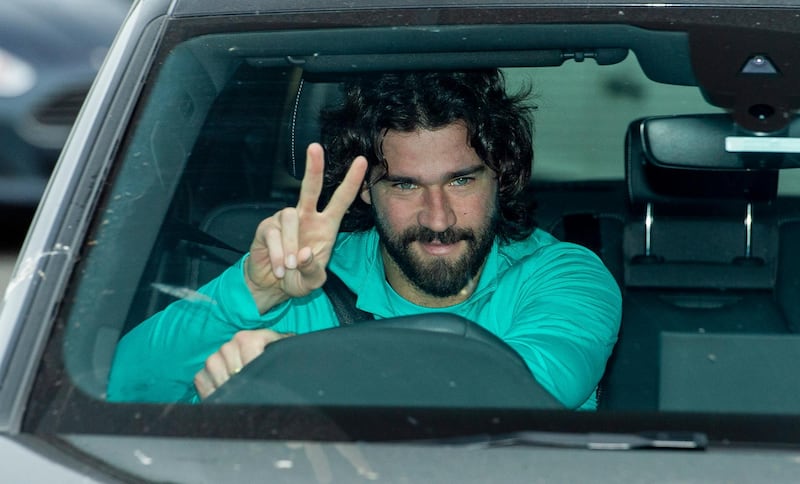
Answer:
107;228;621;409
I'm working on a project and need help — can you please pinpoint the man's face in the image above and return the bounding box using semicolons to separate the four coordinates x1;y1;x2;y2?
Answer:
361;122;499;301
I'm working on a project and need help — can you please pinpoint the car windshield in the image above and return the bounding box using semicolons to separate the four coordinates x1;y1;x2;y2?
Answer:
21;5;800;456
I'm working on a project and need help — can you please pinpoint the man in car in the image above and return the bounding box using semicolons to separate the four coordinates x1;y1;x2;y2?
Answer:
107;70;621;410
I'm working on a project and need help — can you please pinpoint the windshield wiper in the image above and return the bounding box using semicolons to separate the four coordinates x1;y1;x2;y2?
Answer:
432;431;708;451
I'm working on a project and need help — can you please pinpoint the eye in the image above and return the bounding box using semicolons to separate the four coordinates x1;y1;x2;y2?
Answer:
393;181;417;190
450;176;474;187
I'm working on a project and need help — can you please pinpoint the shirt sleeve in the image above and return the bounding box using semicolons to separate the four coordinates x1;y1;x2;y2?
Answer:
106;255;337;403
501;243;622;410
106;255;272;402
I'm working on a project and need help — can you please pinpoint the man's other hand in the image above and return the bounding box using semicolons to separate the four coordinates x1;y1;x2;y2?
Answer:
193;329;293;399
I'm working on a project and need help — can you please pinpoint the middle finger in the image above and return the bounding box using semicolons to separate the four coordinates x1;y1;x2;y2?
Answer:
219;340;245;376
203;352;231;388
296;143;325;215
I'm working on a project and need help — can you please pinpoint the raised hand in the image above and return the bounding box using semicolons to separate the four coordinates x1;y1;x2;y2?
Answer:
244;143;368;313
194;144;366;399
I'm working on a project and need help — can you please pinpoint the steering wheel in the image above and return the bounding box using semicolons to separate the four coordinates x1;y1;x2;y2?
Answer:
205;313;563;409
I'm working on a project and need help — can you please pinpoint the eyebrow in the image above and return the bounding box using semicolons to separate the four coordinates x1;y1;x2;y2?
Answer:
380;164;487;185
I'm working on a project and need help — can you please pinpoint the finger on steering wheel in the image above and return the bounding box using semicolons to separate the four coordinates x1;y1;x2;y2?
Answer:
219;339;245;375
200;351;230;390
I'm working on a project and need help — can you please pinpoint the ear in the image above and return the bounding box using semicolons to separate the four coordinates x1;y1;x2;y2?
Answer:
360;183;372;205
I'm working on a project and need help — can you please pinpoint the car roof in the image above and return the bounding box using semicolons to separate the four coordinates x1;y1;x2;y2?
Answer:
168;0;800;17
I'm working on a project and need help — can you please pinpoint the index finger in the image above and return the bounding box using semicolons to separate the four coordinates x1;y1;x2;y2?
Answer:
296;143;325;214
323;155;368;220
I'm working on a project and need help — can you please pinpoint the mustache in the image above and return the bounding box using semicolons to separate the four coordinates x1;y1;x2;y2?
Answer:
400;226;476;245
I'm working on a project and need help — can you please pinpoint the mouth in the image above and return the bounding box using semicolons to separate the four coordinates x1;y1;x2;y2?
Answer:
416;239;464;257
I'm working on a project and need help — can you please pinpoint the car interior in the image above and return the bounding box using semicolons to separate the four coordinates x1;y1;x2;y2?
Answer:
54;23;800;415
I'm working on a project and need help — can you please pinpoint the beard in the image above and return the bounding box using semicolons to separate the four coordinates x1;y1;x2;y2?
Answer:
374;208;498;298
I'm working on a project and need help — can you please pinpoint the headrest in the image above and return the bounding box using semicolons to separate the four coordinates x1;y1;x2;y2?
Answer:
286;78;343;179
625;115;779;207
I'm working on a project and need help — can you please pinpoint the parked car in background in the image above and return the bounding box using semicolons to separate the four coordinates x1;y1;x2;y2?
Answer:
0;0;128;210
3;0;800;481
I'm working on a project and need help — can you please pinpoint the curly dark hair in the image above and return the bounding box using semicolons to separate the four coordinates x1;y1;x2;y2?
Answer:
320;69;537;242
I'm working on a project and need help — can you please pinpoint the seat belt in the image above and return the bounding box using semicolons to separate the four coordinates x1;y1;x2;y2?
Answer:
177;221;374;326
323;269;375;326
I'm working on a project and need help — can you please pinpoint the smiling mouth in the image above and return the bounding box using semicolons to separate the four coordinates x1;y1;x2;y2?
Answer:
417;239;463;256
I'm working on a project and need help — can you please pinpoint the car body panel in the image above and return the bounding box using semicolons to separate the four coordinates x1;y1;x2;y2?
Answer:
61;434;800;484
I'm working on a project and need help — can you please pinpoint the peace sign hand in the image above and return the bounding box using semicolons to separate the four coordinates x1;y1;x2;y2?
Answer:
244;143;368;314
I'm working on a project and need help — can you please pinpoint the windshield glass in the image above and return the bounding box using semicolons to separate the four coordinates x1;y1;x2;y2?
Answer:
25;12;800;447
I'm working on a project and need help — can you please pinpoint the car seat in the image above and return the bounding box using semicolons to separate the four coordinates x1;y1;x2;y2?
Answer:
600;114;794;411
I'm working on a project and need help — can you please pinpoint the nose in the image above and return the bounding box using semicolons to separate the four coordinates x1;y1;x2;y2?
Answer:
418;187;456;232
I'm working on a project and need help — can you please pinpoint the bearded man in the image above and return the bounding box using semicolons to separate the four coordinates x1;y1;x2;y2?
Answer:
108;70;621;410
